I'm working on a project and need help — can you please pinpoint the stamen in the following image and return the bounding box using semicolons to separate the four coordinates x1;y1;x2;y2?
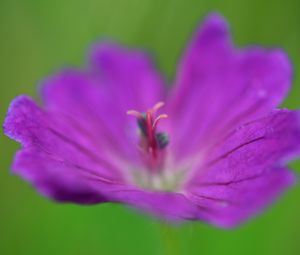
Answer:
156;132;169;149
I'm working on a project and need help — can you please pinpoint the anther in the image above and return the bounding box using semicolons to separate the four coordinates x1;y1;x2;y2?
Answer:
156;132;169;149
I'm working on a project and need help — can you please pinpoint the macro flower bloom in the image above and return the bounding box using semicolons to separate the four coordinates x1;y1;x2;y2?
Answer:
4;14;300;228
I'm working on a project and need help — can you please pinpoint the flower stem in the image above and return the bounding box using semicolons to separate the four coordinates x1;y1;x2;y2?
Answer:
158;221;181;255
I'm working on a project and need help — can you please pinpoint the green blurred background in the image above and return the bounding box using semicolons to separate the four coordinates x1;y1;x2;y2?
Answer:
1;0;300;254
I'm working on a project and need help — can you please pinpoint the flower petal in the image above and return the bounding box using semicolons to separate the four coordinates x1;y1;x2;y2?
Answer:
202;109;300;176
168;14;292;159
186;167;295;228
4;96;125;203
108;188;199;221
184;110;300;227
13;148;108;204
41;69;139;162
89;41;165;111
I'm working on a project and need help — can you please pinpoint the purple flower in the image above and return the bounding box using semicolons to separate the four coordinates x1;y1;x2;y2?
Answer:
4;14;300;228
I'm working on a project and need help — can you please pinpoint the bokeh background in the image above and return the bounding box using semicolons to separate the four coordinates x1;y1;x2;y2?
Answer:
1;0;300;254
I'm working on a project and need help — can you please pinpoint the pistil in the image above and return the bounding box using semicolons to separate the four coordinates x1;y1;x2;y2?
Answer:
127;102;169;172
